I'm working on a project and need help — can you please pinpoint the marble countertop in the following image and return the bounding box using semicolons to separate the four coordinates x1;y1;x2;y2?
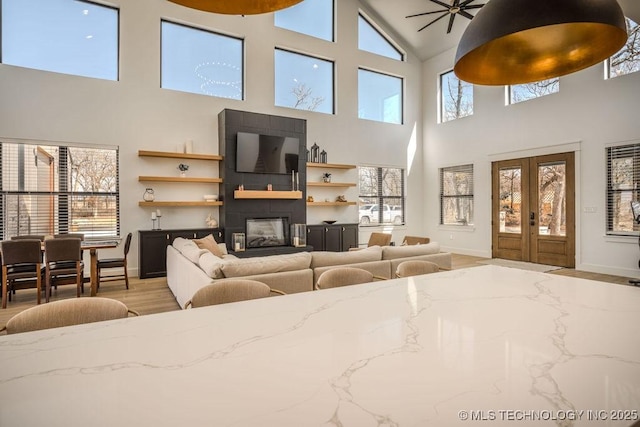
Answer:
1;265;639;426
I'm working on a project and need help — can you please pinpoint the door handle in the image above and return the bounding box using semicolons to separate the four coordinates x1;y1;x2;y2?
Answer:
530;212;535;226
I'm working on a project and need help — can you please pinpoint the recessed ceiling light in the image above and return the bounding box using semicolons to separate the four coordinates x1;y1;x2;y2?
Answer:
86;35;93;39
82;9;89;15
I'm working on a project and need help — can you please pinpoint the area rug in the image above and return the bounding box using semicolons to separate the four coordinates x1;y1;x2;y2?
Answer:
477;258;563;273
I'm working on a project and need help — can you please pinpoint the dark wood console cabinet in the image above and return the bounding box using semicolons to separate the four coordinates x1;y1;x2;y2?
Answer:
138;228;223;279
306;223;358;252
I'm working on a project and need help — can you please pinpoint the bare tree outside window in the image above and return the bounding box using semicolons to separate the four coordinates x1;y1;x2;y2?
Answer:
440;70;473;122
0;141;119;239
608;18;640;79
440;165;474;225
358;166;405;225
509;78;559;104
292;82;325;111
607;144;640;234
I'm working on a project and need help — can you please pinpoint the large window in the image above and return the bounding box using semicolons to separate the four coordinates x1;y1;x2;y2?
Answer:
358;13;403;61
358;69;403;124
358;166;405;226
274;48;334;114
274;0;334;42
1;0;119;81
440;70;473;123
508;78;559;105
607;18;640;79
161;21;244;100
0;140;119;239
440;164;474;226
606;143;640;234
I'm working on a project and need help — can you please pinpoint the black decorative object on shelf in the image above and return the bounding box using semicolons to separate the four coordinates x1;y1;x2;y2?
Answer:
320;150;327;163
306;148;310;162
311;143;319;163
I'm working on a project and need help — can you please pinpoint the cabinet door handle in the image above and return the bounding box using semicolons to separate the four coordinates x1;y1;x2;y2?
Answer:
325;228;328;232
193;233;197;238
166;234;170;240
342;227;345;231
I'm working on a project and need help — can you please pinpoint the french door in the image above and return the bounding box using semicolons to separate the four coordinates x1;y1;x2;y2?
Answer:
491;152;575;267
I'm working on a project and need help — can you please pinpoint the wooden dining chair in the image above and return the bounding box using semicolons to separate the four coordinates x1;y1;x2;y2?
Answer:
1;297;139;334
97;233;132;290
53;233;85;241
44;238;84;302
315;267;374;290
401;236;430;245
367;232;392;247
184;279;286;309
1;239;44;308
10;235;46;241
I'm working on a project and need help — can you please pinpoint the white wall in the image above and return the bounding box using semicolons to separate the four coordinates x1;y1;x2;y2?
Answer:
422;46;640;277
0;0;423;274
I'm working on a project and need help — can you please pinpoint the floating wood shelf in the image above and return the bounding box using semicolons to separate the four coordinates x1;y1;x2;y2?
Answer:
138;150;223;161
139;201;223;207
307;162;356;169
307;201;357;206
307;182;356;188
234;190;303;200
138;176;223;184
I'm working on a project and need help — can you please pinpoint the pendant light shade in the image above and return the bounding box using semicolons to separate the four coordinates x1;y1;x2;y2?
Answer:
168;0;304;15
454;0;628;85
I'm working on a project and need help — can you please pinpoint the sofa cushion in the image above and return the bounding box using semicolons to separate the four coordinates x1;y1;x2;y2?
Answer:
182;245;208;264
172;237;192;253
194;234;224;257
311;245;383;268
220;252;312;278
198;252;225;279
381;242;440;260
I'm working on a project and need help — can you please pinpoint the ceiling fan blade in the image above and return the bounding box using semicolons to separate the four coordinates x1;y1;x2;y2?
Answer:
453;0;461;7
406;9;449;18
428;0;455;9
459;0;476;7
446;13;455;33
417;12;449;32
459;10;475;20
463;4;485;9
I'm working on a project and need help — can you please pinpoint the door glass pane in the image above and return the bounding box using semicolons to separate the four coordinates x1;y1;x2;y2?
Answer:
499;167;521;233
538;162;566;236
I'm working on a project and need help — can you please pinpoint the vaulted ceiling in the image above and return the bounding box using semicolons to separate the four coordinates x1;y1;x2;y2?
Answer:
360;0;640;61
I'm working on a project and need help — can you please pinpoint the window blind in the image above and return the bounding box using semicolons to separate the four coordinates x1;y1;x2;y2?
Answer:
0;140;120;240
440;164;474;225
606;143;640;234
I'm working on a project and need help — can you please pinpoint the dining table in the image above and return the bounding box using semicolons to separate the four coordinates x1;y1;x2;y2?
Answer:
0;265;639;426
80;240;119;297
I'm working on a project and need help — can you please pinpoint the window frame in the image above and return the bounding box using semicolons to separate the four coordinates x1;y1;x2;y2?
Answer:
357;11;405;61
506;78;560;105
439;164;474;226
0;0;120;81
605;17;640;80
274;47;335;115
0;138;120;240
357;67;404;125
274;0;335;42
438;69;474;123
160;19;245;100
606;142;640;236
358;165;406;227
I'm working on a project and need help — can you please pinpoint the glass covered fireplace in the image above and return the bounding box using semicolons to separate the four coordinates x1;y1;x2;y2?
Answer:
246;217;289;248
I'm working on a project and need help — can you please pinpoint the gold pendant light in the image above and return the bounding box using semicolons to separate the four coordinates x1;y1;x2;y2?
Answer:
168;0;304;15
454;0;628;85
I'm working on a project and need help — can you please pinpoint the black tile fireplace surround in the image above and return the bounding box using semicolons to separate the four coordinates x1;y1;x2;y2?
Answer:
218;109;307;256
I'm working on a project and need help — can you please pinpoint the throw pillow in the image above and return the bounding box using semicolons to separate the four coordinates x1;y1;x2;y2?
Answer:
194;234;224;257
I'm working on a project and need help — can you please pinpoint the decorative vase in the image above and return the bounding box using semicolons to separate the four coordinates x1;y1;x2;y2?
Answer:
143;188;155;202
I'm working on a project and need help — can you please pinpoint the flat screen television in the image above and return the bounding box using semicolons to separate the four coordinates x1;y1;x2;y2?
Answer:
236;132;299;174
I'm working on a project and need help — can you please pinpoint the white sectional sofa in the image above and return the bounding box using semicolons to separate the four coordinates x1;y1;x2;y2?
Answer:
166;236;452;308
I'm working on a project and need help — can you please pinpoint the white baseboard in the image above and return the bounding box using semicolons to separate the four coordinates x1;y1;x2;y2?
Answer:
575;262;640;279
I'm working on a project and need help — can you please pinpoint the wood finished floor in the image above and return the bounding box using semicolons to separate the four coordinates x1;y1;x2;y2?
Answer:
1;254;638;327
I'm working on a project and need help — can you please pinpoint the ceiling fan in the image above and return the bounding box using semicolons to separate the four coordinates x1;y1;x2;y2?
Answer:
406;0;485;34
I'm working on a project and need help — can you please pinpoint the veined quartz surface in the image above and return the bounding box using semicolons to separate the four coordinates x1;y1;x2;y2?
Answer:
1;265;639;426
